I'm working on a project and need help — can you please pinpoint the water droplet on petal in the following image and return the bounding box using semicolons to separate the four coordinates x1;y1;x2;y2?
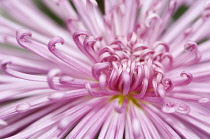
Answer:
175;104;190;114
162;106;176;113
198;98;210;103
161;102;176;113
58;117;69;129
16;103;31;112
48;92;65;100
132;118;141;136
0;119;8;126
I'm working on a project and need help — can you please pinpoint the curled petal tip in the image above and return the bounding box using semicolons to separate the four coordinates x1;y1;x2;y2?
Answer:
153;41;169;52
162;77;174;91
184;41;197;51
73;30;89;38
16;28;32;41
47;69;62;90
1;60;12;70
73;30;89;48
153;66;164;75
92;62;110;80
145;13;160;27
180;71;193;85
48;36;64;51
83;36;96;47
48;69;62;76
135;78;148;98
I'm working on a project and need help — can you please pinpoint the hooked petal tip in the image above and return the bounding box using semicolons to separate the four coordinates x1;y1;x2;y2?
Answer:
48;36;64;51
1;60;12;71
16;28;32;41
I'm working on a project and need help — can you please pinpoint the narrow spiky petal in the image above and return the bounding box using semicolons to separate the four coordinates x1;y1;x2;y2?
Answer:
1;0;210;138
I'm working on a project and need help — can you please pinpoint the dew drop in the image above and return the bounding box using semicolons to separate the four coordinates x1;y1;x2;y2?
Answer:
16;103;31;112
198;98;210;103
58;117;69;129
175;104;190;114
48;92;65;100
161;105;176;113
132;118;141;136
0;119;8;126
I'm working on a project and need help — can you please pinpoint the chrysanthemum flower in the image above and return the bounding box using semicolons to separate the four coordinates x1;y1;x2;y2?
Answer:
1;0;210;138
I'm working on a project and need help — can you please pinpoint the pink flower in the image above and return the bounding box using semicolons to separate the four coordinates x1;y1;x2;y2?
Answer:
1;0;210;138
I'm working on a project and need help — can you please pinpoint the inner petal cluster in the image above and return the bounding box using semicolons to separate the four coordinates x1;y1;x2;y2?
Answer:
87;32;175;102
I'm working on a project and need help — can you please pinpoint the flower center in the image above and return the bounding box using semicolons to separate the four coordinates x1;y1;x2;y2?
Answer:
71;30;197;112
91;33;173;102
